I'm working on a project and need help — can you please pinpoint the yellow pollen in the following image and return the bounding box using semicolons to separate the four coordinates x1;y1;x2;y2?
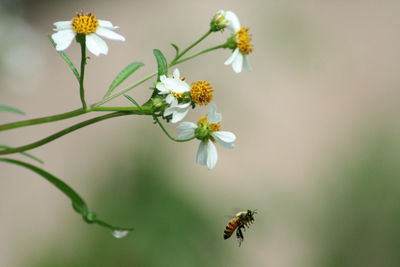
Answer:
72;11;99;35
197;115;221;132
170;91;184;98
190;80;214;105
236;27;254;55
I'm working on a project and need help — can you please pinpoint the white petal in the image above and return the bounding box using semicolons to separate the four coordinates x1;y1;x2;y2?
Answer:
225;11;241;32
177;122;197;139
164;107;174;116
207;104;222;124
51;29;75;51
160;75;167;83
173;68;180;79
176;102;191;109
243;55;251;71
212;131;236;149
206;141;218;170
162;78;190;93
53;21;72;31
98;20;119;29
86;34;108;56
171;106;190;123
196;141;208;166
232;53;243;73
165;94;176;104
96;27;125;41
156;83;168;94
224;48;240;65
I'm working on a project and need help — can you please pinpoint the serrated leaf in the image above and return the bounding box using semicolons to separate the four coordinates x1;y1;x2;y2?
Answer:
0;105;25;115
153;49;168;81
171;43;179;58
0;158;134;232
123;94;141;109
104;62;144;98
0;145;43;164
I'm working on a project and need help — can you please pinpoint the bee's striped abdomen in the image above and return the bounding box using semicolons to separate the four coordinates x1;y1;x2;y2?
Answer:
223;219;240;239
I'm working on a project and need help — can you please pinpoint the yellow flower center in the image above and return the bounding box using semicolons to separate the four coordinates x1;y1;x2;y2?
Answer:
72;11;99;35
170;91;184;99
236;27;254;55
190;80;214;105
197;116;221;132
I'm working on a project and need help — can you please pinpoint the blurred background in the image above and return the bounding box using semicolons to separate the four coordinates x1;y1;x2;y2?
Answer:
1;0;400;266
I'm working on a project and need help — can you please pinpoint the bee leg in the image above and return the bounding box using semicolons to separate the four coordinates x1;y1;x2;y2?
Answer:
236;226;244;247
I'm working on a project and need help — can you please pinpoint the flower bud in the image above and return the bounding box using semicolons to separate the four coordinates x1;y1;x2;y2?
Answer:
210;10;229;32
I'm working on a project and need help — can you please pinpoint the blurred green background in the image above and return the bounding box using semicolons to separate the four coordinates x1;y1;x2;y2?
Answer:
1;0;400;266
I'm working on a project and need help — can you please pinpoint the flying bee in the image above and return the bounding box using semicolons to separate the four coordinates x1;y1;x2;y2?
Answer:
223;209;257;247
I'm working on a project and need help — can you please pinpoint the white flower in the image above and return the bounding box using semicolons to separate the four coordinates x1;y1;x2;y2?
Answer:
223;11;253;73
177;104;236;170
51;11;125;56
156;68;191;123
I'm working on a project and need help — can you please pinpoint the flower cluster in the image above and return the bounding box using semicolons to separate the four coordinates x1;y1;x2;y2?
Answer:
50;10;253;170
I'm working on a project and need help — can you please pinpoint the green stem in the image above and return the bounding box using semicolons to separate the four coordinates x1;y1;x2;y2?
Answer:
172;44;226;66
0;108;86;131
79;36;88;110
153;116;195;143
0;112;130;155
170;30;212;65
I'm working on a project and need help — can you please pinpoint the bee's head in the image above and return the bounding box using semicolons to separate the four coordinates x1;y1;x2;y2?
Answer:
247;209;258;218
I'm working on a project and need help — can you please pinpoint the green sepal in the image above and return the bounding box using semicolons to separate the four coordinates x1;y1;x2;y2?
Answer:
153;49;168;81
0;145;43;164
104;62;144;98
0;105;25;115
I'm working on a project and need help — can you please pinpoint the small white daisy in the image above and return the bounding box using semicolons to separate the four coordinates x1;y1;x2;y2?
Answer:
51;11;125;56
177;104;236;170
223;11;253;73
156;68;191;123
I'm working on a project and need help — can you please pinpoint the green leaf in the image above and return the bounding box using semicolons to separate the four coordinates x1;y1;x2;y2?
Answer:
0;158;88;214
123;94;141;109
48;35;80;82
153;49;168;81
171;43;179;58
0;158;134;232
0;105;25;115
104;62;144;98
0;145;44;164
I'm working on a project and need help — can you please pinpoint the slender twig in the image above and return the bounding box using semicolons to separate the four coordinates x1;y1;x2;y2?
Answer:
172;44;225;66
170;30;212;65
0;108;86;131
153;116;195;143
0;112;130;155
